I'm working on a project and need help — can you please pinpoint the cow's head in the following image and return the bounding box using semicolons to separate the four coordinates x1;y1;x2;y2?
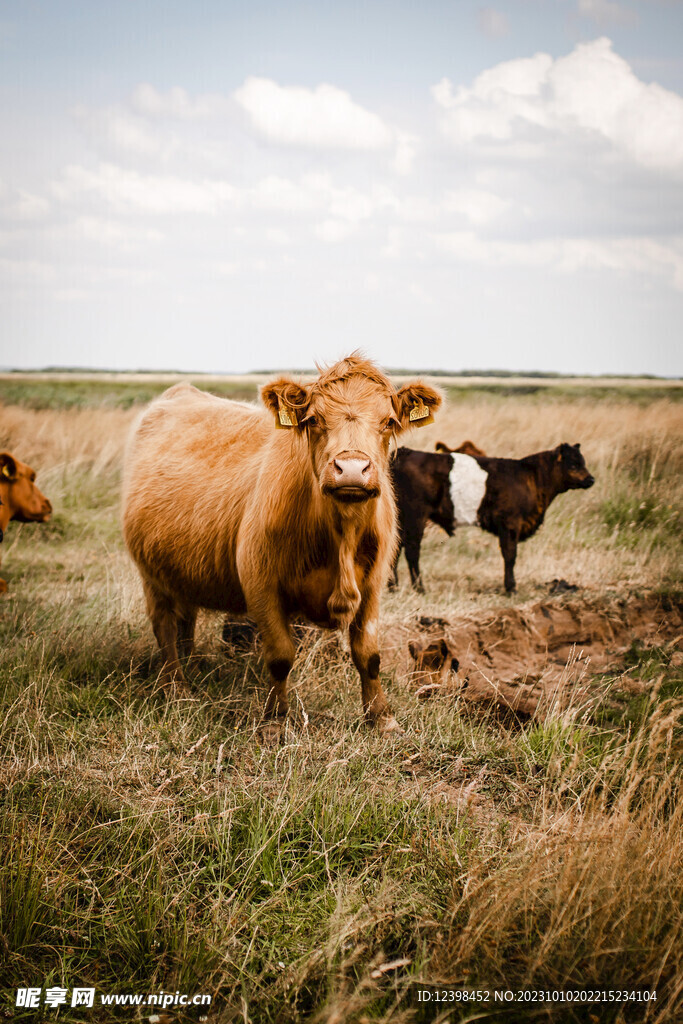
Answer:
555;443;595;490
0;452;53;525
262;355;442;504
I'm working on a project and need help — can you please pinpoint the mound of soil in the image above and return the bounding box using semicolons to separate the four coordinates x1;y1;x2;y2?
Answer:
389;590;682;719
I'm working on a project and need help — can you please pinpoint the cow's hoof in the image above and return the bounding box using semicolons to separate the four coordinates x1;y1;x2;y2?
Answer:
376;715;404;737
163;678;191;699
416;683;443;701
258;718;286;746
159;669;190;697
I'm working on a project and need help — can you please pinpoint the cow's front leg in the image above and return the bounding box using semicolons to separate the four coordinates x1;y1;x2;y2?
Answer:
349;608;401;735
499;528;519;593
249;591;295;721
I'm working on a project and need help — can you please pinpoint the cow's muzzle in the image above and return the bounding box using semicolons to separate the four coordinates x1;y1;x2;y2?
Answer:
580;475;595;489
322;454;379;503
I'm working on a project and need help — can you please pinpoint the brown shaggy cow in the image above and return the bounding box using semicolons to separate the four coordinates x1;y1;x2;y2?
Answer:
122;356;442;733
0;451;53;593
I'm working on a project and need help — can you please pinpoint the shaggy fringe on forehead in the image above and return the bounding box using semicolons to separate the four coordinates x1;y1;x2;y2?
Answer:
311;352;394;395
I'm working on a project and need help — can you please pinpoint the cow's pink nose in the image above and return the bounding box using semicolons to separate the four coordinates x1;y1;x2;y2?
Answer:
333;458;371;487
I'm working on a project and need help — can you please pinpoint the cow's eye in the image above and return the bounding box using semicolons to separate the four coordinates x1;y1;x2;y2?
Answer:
303;414;319;429
382;417;400;434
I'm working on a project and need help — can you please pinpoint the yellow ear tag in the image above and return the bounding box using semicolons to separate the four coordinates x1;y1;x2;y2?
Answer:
409;403;430;422
1;465;10;478
278;404;296;428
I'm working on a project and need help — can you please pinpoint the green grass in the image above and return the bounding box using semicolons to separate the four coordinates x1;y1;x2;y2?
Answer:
601;494;681;548
443;383;683;406
1;384;682;1022
0;378;260;410
2;375;681;412
3;572;682;1021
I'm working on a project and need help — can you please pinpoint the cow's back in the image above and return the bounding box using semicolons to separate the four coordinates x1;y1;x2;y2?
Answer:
450;453;488;526
476;457;544;539
122;383;269;610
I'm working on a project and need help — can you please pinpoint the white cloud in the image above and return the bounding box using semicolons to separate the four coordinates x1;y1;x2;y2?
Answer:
392;132;419;174
248;175;322;214
52;163;239;214
0;257;56;283
477;8;510;37
49;164;403;231
234;76;394;151
73;104;173;159
130;83;220;119
264;227;291;246
52;288;88;302
71;216;164;247
0;180;49;221
216;258;268;276
313;219;357;243
444;188;511;225
433;38;683;172
433;231;683;288
577;0;638;28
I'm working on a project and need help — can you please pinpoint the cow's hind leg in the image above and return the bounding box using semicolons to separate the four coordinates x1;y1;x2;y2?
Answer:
387;546;400;590
349;605;401;736
142;578;186;687
177;607;197;662
499;529;519;593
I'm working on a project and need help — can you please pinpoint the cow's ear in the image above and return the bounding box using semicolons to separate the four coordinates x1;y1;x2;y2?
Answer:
408;640;421;661
394;382;442;431
261;378;311;430
435;441;453;453
574;443;581;450
0;453;17;481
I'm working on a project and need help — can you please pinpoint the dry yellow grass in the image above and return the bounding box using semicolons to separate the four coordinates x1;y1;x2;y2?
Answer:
1;381;682;1023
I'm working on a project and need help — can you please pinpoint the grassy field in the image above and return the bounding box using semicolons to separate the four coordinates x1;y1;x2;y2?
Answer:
1;374;682;1023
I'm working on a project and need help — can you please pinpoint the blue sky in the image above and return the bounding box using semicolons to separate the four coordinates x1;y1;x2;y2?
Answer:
1;0;682;374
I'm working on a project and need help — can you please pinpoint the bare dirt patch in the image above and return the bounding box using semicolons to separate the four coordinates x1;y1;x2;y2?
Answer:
390;589;682;718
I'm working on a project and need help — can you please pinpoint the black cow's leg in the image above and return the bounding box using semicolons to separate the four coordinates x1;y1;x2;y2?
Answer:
387;545;401;589
499;529;519;593
404;523;426;593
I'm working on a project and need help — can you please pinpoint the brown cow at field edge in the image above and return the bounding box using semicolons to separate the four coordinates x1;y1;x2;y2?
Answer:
436;440;487;459
122;356;442;734
0;451;53;593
